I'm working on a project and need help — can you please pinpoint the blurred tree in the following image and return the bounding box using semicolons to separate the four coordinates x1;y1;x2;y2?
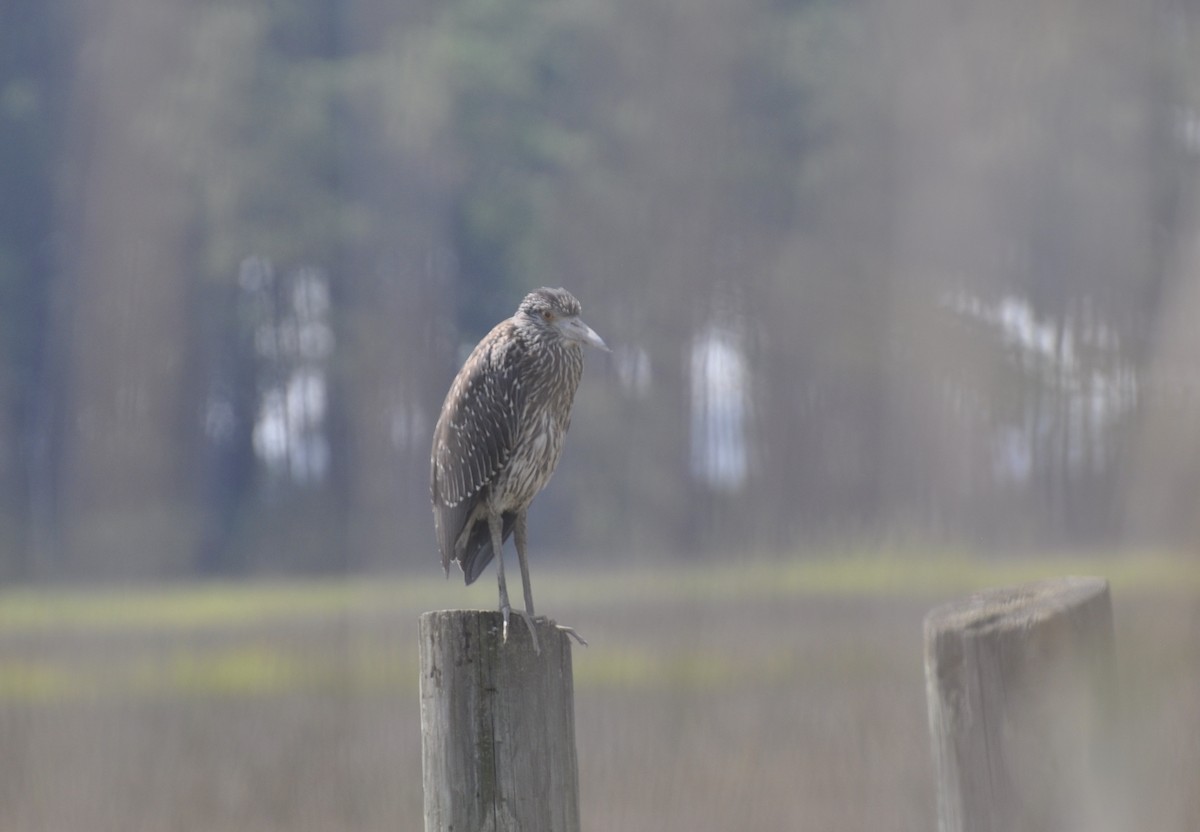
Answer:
0;0;62;578
761;0;1186;549
48;0;209;578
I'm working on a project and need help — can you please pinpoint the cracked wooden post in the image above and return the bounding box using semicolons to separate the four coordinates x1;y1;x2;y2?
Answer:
923;576;1115;832
419;610;580;832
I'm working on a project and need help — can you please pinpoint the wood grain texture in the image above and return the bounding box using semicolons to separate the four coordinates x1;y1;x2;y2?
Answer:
924;577;1114;832
419;610;580;832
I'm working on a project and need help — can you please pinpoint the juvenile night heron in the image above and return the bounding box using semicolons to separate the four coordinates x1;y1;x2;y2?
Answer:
431;287;607;652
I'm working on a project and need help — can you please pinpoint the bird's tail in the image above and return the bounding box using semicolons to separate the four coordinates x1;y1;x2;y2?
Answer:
459;511;518;585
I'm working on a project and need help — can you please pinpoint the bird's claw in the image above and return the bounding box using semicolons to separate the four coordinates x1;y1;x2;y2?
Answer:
532;616;587;647
557;624;588;647
500;603;541;654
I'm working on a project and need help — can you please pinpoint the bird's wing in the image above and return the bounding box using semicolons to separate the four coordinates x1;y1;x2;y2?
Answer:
431;324;527;573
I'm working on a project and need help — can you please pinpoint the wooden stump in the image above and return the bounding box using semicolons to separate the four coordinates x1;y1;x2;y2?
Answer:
419;610;580;832
924;577;1114;832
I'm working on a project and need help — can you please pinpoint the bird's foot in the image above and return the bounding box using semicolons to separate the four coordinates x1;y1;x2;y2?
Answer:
501;602;541;654
557;625;588;647
534;616;588;647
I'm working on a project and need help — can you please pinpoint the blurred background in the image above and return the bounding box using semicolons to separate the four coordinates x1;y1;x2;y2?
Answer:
2;0;1200;829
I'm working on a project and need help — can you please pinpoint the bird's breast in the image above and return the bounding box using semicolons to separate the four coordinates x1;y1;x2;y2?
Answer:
491;410;568;511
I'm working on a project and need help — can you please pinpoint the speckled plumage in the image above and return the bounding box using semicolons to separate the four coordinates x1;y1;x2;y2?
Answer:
431;289;606;638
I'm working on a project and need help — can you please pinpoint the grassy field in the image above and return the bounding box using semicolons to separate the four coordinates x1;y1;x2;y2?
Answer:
0;553;1197;830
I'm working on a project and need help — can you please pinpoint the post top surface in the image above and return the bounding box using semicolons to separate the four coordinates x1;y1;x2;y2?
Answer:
923;575;1109;638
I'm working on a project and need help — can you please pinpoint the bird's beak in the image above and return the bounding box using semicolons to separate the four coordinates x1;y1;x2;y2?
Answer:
561;316;610;352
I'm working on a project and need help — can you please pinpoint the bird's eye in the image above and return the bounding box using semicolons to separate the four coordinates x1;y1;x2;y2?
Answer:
541;310;553;321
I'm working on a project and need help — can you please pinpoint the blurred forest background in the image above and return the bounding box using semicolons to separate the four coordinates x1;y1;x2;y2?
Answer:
3;0;1200;581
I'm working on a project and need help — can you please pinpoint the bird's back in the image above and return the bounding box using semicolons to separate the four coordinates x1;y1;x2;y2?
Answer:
431;321;520;580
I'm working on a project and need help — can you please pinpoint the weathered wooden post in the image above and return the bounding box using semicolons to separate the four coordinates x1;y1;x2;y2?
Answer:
924;576;1114;832
419;610;580;832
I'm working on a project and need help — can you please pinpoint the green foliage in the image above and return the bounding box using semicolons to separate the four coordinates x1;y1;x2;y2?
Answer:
437;0;602;334
156;7;352;279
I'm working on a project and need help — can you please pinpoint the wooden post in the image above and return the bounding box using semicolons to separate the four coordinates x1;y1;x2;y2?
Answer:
419;610;580;832
924;576;1114;832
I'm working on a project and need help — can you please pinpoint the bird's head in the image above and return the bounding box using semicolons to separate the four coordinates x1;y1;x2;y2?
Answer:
517;287;609;352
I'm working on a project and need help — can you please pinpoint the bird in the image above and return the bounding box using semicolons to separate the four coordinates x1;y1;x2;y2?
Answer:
431;287;607;653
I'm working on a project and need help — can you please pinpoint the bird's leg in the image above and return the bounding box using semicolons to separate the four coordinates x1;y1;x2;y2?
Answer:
516;512;587;647
514;512;535;618
490;511;539;654
489;512;513;643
